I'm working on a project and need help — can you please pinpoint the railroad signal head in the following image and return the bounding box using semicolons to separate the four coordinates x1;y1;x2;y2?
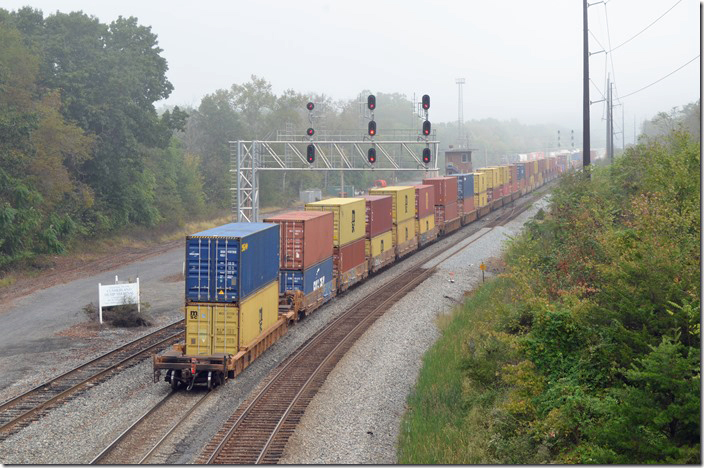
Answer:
306;102;314;111
368;120;377;137
422;94;430;110
307;144;315;163
367;94;376;110
307;127;315;137
422;147;431;164
422;120;431;136
368;147;377;164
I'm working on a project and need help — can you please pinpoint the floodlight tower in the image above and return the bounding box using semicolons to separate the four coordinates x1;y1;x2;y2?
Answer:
456;78;465;146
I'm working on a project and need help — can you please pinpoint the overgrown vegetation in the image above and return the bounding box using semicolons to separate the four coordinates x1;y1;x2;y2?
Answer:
399;126;700;464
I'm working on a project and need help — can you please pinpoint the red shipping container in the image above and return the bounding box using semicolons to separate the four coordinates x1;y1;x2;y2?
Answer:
361;195;393;238
264;210;333;270
461;196;474;213
422;177;458;206
414;184;435;219
435;201;459;225
333;237;366;274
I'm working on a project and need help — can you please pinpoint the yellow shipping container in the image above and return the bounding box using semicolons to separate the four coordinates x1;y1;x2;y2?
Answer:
366;230;393;258
392;217;416;245
415;214;435;235
369;186;415;223
474;192;488;208
533;160;539;174
501;166;510;185
470;172;487;194
305;198;366;246
185;281;279;356
478;167;499;188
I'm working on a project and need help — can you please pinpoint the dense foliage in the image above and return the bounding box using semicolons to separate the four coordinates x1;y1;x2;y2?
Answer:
0;8;203;268
399;126;700;464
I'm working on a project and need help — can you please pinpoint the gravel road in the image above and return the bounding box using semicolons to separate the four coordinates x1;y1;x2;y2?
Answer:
0;192;549;465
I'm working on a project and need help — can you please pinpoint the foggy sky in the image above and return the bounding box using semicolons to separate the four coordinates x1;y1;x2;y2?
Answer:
2;0;700;145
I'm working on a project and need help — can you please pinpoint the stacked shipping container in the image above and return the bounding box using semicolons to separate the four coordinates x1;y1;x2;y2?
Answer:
369;186;417;258
185;223;281;356
263;211;336;316
422;177;459;231
305;198;367;292
413;184;437;246
361;195;395;272
455;173;475;217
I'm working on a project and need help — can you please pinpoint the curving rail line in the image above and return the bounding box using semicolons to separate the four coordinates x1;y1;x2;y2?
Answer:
0;320;184;441
194;192;545;465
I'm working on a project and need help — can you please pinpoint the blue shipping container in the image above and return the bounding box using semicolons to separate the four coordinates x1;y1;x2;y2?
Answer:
280;257;335;298
456;174;475;200
186;223;279;303
517;165;526;180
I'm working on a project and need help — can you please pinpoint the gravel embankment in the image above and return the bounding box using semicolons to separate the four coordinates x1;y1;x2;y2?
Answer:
0;194;549;465
278;195;550;464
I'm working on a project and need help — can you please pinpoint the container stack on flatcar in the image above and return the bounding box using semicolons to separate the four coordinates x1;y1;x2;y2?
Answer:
306;198;368;293
361;195;395;273
264;211;336;318
154;152;568;390
413;184;438;248
155;223;285;390
456;173;477;224
422;176;460;235
369;186;418;259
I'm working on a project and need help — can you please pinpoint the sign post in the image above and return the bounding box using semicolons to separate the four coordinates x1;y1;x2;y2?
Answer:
98;276;140;324
479;262;486;283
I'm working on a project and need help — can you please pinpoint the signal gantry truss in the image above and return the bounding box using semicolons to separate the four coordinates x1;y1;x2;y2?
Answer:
231;138;440;222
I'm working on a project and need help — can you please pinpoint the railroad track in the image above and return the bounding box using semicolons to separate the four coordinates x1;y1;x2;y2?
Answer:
0;320;185;441
91;389;212;464
195;193;544;465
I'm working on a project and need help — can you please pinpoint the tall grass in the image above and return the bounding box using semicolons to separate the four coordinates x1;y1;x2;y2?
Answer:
398;278;515;464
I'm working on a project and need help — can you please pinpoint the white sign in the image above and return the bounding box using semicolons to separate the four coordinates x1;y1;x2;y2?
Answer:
98;277;140;324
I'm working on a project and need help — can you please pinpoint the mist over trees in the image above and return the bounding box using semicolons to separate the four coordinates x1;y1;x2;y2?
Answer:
0;7;698;270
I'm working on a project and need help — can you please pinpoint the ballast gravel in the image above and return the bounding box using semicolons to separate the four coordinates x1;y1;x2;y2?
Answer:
0;193;549;465
279;195;550;464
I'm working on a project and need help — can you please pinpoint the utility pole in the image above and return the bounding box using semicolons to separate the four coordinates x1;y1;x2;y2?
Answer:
606;75;612;163
583;0;591;170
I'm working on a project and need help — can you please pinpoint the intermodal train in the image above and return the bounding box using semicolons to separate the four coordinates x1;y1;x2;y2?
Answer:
153;155;570;390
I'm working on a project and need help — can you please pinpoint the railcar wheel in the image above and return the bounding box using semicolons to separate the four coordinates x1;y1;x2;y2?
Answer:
207;371;213;390
170;371;179;390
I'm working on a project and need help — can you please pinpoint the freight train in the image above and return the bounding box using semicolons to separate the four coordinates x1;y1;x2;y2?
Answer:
153;155;570;390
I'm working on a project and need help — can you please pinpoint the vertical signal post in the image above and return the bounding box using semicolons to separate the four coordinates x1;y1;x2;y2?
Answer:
367;94;376;165
306;101;315;164
421;94;431;165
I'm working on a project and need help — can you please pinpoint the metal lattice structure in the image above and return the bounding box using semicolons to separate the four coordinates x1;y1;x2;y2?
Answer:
230;136;440;222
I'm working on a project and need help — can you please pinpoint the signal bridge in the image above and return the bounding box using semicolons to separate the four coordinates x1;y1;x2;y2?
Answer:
230;133;439;222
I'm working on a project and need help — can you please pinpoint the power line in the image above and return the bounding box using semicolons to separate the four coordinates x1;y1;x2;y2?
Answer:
603;3;618;102
619;55;700;99
610;0;683;53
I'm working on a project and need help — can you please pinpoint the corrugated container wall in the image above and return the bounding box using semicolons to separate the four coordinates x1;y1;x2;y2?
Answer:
280;257;335;297
368;186;415;223
367;230;393;258
305;198;366;247
414;184;435;219
416;214;435;235
361;195;393;238
333;237;366;274
264;211;333;271
185;280;279;355
422;177;458;205
186;223;279;303
392;217;416;245
456;174;475;200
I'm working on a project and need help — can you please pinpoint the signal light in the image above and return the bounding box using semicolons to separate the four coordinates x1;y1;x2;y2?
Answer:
422;148;431;164
306;102;314;111
368;120;376;137
422;120;431;136
367;94;376;110
422;94;430;110
368;147;376;164
307;144;315;163
307;127;315;137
